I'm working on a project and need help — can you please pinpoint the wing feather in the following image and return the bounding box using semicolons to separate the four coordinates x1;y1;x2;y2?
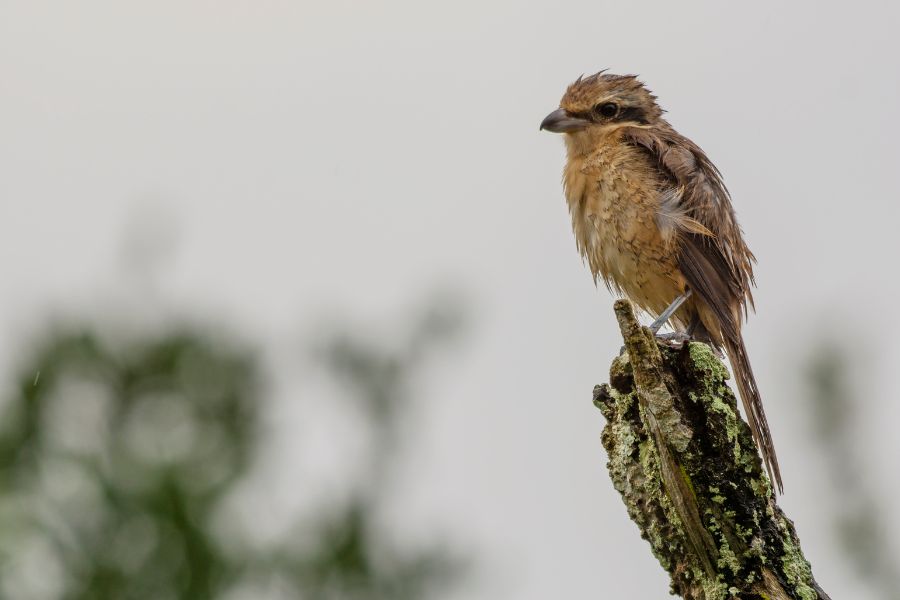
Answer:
623;126;756;322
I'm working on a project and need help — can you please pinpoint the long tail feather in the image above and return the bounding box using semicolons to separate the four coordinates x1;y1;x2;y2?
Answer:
724;336;783;493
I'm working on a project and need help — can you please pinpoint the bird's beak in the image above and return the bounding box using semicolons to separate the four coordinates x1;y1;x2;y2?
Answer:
540;108;589;133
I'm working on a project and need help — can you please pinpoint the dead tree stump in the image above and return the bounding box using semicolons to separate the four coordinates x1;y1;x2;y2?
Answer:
593;299;830;600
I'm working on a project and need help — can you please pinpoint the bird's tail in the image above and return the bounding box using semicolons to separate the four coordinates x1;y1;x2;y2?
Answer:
724;335;783;493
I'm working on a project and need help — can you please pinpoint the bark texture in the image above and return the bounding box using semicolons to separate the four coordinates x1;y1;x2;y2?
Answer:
593;299;829;600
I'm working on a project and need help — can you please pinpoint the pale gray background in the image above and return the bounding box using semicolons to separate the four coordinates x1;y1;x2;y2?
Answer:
2;1;899;598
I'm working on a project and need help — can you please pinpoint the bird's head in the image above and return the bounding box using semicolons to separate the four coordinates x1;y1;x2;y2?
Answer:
540;71;663;150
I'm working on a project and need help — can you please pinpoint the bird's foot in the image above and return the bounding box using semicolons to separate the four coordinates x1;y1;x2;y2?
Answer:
655;332;724;358
619;331;693;355
654;331;692;349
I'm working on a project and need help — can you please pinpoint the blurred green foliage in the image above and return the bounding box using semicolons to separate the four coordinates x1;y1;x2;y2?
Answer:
804;343;900;600
0;299;465;599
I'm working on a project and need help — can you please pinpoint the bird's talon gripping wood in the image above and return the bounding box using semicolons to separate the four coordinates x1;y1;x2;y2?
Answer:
542;71;783;493
654;331;692;348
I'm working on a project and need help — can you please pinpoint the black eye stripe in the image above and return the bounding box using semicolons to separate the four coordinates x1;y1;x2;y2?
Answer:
617;106;648;124
570;105;648;124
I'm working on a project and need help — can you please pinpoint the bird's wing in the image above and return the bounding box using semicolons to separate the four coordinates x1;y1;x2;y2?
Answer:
623;126;756;338
624;125;784;494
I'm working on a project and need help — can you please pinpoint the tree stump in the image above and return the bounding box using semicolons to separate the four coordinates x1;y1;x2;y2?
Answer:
593;299;830;600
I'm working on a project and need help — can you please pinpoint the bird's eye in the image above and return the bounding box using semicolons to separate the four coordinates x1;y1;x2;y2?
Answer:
595;102;619;118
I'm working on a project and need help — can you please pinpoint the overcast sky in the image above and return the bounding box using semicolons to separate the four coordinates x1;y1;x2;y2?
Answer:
2;1;899;598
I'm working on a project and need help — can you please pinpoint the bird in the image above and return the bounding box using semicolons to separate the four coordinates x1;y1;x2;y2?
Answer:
540;71;782;493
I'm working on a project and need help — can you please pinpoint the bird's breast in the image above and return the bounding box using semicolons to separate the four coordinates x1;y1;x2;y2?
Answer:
563;143;684;313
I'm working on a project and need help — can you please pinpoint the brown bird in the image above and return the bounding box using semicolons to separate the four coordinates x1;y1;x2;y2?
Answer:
541;71;782;492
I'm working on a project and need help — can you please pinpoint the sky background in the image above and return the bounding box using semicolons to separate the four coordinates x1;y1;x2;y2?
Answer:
2;1;899;598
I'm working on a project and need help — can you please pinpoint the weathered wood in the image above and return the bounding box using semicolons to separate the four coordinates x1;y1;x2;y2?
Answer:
594;299;829;600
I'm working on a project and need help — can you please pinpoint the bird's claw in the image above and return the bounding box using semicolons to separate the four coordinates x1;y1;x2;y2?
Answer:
654;331;692;349
620;331;693;355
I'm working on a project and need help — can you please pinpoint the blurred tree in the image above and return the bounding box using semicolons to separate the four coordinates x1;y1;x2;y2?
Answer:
804;343;900;600
0;329;258;599
287;296;467;600
0;297;466;599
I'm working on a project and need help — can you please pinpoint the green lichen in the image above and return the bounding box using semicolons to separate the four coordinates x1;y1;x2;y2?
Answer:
700;574;729;600
615;389;636;414
610;353;632;376
712;522;742;576
734;523;753;543
679;465;696;498
687;342;730;382
779;519;817;600
686;343;772;492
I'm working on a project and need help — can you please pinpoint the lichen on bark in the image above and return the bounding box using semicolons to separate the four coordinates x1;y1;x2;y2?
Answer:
593;300;829;600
